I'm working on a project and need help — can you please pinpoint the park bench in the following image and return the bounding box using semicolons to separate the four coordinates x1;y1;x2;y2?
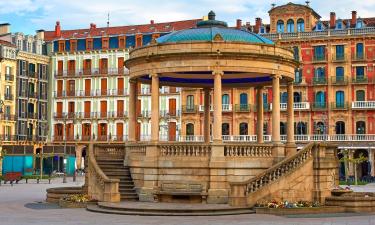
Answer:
23;175;53;184
3;172;22;186
154;182;208;203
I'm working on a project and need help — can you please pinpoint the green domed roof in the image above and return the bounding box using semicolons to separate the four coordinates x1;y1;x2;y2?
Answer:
157;11;273;45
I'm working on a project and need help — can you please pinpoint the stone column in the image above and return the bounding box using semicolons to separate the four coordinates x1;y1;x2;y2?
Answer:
256;87;264;144
212;71;223;142
204;88;211;143
272;74;284;159
150;74;159;142
128;79;137;142
272;74;281;144
286;81;296;156
369;149;375;177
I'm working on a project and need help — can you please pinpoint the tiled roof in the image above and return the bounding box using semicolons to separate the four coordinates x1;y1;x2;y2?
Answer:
44;19;201;41
0;39;16;47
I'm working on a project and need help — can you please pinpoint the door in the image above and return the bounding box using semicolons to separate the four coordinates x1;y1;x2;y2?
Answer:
57;80;63;97
118;57;124;74
100;101;107;118
336;91;345;108
168;122;176;141
85;79;91;96
101;78;107;96
68;102;75;118
169;98;176;116
82;124;91;140
98;123;107;140
136;122;141;141
68;60;75;76
56;102;63;118
84;101;90;118
66;124;74;140
116;123;124;141
67;80;75;96
83;59;91;75
117;100;124;117
57;61;63;75
100;59;108;74
118;78;124;95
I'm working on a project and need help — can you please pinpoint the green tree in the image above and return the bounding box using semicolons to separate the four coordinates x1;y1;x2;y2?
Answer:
339;150;368;185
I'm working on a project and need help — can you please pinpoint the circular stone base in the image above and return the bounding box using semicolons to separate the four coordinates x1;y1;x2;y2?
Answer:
46;187;83;203
87;202;254;216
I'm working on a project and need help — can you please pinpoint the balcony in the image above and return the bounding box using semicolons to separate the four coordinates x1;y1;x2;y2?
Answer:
198;105;213;112
312;77;327;85
331;102;349;110
235;104;251;112
352;53;366;62
222;104;232;112
0;135;17;141
331;76;348;85
5;74;14;81
182;105;198;113
312;102;327;110
27;112;38;119
274;102;310;111
140;88;151;95
66;90;76;97
53;112;66;119
352;76;368;84
116;111;129;118
139;110;151;118
0;114;16;121
54;91;65;98
352;101;375;109
29;71;37;78
4;94;13;100
332;55;346;62
28;92;38;98
312;55;327;63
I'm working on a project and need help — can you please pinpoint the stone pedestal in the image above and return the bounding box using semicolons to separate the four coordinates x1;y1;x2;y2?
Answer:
208;144;228;204
272;144;286;163
285;143;297;156
139;144;159;202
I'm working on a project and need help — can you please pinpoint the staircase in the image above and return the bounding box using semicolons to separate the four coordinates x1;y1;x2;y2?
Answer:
96;158;138;201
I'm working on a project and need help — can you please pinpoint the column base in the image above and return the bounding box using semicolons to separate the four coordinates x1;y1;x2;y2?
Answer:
207;189;229;204
139;187;156;202
285;143;297;157
272;143;285;163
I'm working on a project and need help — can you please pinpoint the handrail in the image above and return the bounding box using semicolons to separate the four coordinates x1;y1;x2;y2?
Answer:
230;143;315;193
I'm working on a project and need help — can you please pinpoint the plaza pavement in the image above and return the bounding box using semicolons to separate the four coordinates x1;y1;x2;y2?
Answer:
1;177;375;225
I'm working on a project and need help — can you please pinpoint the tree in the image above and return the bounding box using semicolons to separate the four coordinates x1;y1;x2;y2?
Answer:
339;149;368;185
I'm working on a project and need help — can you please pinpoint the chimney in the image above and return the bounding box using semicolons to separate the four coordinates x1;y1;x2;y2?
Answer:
150;20;155;25
351;11;357;26
236;19;242;29
330;12;336;28
0;23;10;36
55;21;61;37
36;29;45;40
90;23;97;30
255;17;262;33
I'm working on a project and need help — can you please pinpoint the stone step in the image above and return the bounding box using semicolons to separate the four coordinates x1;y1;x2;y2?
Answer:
87;204;255;216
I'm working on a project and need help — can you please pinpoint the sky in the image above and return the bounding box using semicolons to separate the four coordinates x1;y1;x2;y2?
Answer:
1;0;375;35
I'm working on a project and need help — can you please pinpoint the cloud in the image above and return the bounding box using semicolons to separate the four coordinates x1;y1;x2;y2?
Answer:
2;0;375;34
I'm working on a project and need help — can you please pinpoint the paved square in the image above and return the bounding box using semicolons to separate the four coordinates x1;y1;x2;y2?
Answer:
0;177;375;225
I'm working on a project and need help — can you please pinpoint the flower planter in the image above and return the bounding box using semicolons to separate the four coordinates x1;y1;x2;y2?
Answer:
331;189;353;196
255;206;346;215
59;199;87;208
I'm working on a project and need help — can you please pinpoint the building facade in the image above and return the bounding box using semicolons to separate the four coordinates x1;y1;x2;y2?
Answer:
180;2;375;179
44;20;199;147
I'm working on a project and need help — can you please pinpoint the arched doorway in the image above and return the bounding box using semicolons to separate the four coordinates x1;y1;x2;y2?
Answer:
356;121;366;134
295;122;307;135
336;121;345;135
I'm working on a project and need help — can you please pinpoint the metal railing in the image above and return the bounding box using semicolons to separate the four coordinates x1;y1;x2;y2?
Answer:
331;76;348;85
352;76;368;84
235;104;251;112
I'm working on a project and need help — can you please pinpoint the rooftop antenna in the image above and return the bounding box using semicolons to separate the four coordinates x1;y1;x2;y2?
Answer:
305;1;310;6
271;3;276;8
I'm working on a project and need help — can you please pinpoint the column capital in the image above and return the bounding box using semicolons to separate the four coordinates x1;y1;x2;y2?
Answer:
149;73;158;78
212;70;224;77
272;74;282;80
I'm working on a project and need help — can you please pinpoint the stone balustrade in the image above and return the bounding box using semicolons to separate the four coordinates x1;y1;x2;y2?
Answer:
224;144;273;157
159;143;211;157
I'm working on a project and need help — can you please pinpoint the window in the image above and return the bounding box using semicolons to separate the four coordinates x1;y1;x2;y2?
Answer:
356;121;366;134
315;122;326;134
295;122;307;135
335;45;344;60
239;123;248;135
280;92;287;104
186;95;194;109
356;66;365;80
315;21;323;31
356;43;364;59
293;46;299;61
336;121;345;135
260;26;265;34
239;93;247;105
293;92;301;102
336;67;344;81
294;69;302;83
335;91;345;108
222;123;230;135
336;20;343;30
280;122;286;135
287;19;294;32
277;20;284;33
314;67;325;80
222;94;229;105
356;19;364;28
297;19;304;32
186;123;194;136
315;91;326;107
314;46;325;60
356;90;365;101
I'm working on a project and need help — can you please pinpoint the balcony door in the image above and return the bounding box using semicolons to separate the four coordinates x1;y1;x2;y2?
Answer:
84;79;91;96
117;100;124;117
98;123;108;140
168;122;176;141
117;78;124;95
100;101;107;118
101;78;107;96
118;57;124;74
83;59;91;75
82;123;91;140
356;90;365;101
99;58;108;74
84;101;90;118
335;91;345;108
336;121;345;135
169;98;176;116
116;123;124;141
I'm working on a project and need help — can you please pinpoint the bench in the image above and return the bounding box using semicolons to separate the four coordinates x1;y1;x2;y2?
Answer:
154;183;208;203
3;172;22;186
24;175;53;184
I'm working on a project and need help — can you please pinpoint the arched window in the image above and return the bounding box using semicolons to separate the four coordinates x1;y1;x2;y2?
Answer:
315;121;326;134
222;123;230;135
356;43;364;59
295;122;307;135
186;123;194;136
277;20;284;33
287;19;295;32
280;122;286;135
239;123;248;135
336;121;345;135
356;90;365;101
335;91;345;108
314;67;325;79
280;92;288;104
336;67;344;82
222;94;229;105
293;92;301;102
297;18;304;32
315;91;326;108
356;121;366;134
186;95;194;110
